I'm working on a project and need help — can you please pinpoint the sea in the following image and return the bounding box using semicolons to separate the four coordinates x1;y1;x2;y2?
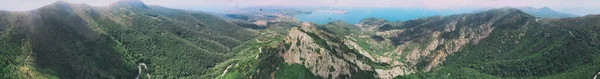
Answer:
294;8;475;24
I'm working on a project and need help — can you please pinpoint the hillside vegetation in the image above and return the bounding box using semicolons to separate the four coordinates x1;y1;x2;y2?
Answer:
0;0;257;78
393;10;600;79
1;0;599;79
211;8;600;79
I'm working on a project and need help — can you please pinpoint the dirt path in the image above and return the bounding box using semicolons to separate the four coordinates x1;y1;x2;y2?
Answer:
136;63;150;79
594;72;600;79
219;64;235;78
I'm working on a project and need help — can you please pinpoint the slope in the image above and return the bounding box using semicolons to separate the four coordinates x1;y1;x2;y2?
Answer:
515;7;578;18
475;7;578;18
392;10;600;79
209;8;554;79
243;8;598;79
0;0;258;78
219;8;599;79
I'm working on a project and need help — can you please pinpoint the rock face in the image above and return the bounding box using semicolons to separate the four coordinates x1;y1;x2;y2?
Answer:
283;27;350;79
210;7;600;79
368;8;536;77
280;22;375;79
269;9;538;79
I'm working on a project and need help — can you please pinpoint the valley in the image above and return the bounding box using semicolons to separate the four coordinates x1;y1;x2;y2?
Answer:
0;0;598;79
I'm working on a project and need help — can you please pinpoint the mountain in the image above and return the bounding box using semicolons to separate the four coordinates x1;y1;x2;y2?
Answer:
377;8;599;79
515;7;579;18
1;0;599;79
0;0;257;78
475;7;578;18
206;8;600;79
396;11;600;79
203;21;380;79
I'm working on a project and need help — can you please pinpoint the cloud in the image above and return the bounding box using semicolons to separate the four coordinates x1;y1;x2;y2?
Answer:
0;0;598;15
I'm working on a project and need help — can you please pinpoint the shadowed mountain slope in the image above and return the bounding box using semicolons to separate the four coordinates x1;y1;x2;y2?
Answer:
0;0;257;78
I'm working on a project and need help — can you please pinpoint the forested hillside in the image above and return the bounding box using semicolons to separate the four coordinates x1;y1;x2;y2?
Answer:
0;0;257;78
394;9;600;79
1;0;598;79
209;8;599;79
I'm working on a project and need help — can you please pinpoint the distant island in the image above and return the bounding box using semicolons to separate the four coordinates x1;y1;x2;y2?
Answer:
318;9;348;14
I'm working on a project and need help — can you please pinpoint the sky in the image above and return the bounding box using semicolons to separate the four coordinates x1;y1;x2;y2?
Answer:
0;0;599;15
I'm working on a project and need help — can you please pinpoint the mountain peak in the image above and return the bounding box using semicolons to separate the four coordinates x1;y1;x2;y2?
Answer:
53;0;69;4
475;6;577;18
485;8;526;14
514;6;577;18
37;1;74;11
117;0;144;3
540;7;552;10
46;0;73;7
111;0;148;9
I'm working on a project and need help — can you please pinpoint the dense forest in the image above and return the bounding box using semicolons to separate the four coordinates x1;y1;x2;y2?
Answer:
0;1;257;78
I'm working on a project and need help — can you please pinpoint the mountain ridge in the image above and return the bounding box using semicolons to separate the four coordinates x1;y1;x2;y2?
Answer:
205;8;564;79
1;1;599;79
474;6;578;18
0;1;258;78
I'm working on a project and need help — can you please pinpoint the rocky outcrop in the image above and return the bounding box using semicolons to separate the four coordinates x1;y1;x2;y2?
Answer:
281;22;374;79
376;9;535;72
375;66;413;79
273;8;535;79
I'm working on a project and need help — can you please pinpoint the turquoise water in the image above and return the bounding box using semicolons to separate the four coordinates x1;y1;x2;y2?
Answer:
295;8;474;24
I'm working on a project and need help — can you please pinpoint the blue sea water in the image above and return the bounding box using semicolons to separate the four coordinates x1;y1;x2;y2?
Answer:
295;8;474;24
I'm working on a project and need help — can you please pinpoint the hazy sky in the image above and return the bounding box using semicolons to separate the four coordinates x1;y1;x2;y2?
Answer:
0;0;598;15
